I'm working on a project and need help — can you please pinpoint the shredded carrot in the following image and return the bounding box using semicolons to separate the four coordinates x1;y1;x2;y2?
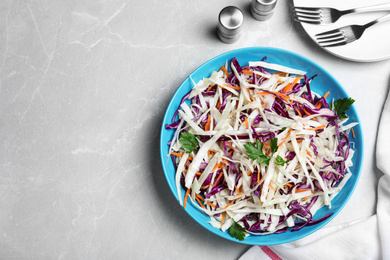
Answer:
242;68;252;74
306;125;326;131
221;212;226;227
208;150;215;157
285;128;293;139
323;91;330;99
226;141;235;150
195;196;206;209
303;107;311;116
244;117;249;129
206;201;216;208
294;106;303;117
296;188;313;193
205;115;211;131
278;128;293;148
262;102;267;108
196;193;205;201
269;183;275;191
282;77;300;93
211;171;223;186
224;199;236;209
285;183;293;188
219;84;241;91
216;99;221;110
202;184;210;190
257;91;290;102
278;140;286;147
315;102;323;109
257;170;261;184
220;65;229;76
274;72;287;77
206;84;214;92
185;160;191;167
235;185;242;195
351;127;355;138
247;171;253;176
170;151;183;157
195;171;202;176
212;162;222;172
183;188;190;208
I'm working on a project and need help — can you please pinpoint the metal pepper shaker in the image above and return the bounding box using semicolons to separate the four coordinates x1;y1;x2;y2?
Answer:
251;0;277;21
217;6;244;44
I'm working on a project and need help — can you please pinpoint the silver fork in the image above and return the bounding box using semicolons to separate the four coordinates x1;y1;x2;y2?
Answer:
294;2;390;25
315;14;390;47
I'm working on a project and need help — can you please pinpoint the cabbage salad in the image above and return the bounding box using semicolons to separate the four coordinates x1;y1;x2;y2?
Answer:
165;57;357;240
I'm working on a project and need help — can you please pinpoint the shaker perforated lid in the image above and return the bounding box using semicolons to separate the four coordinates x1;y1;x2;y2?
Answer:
217;6;243;44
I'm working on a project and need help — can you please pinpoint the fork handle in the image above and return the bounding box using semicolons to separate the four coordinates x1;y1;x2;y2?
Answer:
345;2;390;14
365;13;390;28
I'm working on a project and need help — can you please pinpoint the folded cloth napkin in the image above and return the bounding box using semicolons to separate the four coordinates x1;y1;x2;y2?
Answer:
239;87;390;260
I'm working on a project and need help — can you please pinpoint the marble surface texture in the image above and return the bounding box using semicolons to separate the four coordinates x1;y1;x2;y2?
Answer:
0;0;389;259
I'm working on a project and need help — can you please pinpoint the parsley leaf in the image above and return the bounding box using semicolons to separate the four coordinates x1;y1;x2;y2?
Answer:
244;138;279;166
275;155;289;166
244;140;270;165
228;219;246;241
270;137;278;154
330;97;355;120
179;132;198;153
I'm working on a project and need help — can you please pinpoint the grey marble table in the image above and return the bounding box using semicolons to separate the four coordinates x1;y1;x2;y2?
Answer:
0;0;389;259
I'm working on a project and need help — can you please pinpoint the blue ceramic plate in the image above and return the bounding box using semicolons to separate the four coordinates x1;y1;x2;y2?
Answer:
160;47;363;245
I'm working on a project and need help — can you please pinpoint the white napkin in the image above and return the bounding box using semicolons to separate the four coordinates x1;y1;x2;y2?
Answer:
240;87;390;260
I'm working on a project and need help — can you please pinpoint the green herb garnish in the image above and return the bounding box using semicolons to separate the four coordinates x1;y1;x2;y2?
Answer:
244;137;279;166
275;155;289;166
270;137;278;154
179;132;198;153
330;97;355;120
228;219;246;241
244;139;270;165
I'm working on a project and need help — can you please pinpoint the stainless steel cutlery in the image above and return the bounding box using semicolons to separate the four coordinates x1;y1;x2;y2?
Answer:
315;14;390;47
293;2;390;47
294;2;390;25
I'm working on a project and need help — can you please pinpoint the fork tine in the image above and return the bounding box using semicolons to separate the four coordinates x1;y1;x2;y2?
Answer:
294;16;322;25
317;34;344;44
315;30;347;48
293;9;320;16
294;11;321;19
315;29;342;38
319;41;347;48
316;31;343;41
293;7;322;24
293;6;320;13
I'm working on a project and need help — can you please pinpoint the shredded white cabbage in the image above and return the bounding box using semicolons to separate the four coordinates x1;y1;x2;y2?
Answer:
168;58;357;237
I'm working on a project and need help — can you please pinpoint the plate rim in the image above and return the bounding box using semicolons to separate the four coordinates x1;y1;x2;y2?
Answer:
292;0;390;62
160;46;364;245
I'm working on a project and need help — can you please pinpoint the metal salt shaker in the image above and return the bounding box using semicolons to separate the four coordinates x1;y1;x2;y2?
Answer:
251;0;277;21
217;6;244;44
